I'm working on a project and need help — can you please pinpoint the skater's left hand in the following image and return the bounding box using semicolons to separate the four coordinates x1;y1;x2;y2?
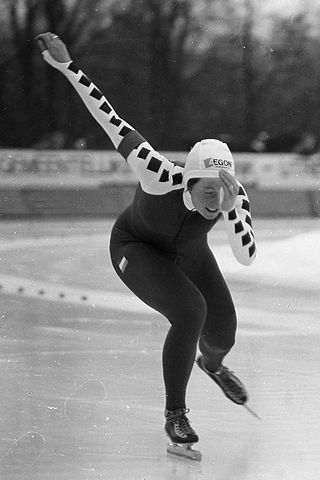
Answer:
219;170;239;212
35;32;72;63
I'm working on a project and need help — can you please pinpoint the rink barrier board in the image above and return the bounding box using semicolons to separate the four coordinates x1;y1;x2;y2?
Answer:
0;184;318;217
0;149;319;217
311;190;320;215
246;188;316;217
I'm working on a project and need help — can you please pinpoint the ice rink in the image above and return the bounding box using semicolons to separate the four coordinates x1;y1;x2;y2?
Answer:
0;216;319;480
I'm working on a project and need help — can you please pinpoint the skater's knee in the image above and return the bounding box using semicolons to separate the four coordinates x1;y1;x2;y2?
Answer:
200;319;236;353
200;334;235;354
170;294;207;332
221;334;236;351
187;295;207;329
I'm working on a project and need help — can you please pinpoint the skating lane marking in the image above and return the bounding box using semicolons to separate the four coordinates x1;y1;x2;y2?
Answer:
0;233;156;311
0;273;153;312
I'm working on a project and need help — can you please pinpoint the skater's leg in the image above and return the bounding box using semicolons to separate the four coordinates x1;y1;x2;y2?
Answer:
180;243;236;372
110;238;206;411
180;242;247;404
161;288;206;409
198;269;236;373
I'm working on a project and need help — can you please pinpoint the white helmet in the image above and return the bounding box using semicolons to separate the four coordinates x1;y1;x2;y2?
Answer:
183;139;235;188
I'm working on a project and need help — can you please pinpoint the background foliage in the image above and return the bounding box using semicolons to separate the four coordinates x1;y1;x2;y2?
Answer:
1;0;320;151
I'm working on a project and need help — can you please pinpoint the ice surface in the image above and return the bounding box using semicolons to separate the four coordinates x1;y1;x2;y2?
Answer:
0;219;319;479
211;231;320;291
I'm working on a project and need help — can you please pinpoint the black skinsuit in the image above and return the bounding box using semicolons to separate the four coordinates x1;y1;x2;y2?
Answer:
110;185;236;410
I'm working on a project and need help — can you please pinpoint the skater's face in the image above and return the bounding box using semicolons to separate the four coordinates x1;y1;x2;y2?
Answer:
189;177;222;219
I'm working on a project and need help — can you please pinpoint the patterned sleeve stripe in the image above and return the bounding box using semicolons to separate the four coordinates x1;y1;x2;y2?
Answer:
67;62;80;74
147;156;162;173
249;243;256;257
228;209;237;221
79;74;91;87
159;169;169;182
245;214;252;227
66;62;90;86
90;87;103;100
110;116;122;127
172;172;183;186
66;63;109;108
117;130;146;160
238;185;246;196
119;126;133;137
137;147;150;159
242;199;250;212
99;101;112;114
241;232;252;246
234;221;244;234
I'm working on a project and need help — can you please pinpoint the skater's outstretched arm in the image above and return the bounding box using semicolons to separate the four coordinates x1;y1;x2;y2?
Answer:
36;33;184;194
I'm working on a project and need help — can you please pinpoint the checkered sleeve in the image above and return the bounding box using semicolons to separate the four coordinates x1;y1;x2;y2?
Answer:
42;51;184;195
222;183;256;265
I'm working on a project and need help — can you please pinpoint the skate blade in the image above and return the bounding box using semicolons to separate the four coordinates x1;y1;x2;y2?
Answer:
167;442;202;461
243;404;262;420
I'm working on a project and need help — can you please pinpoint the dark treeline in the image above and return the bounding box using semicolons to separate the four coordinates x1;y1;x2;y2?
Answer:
1;0;320;152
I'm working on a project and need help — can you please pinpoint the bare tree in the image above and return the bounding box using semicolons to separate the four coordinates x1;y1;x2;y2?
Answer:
39;0;115;145
239;0;257;147
147;0;194;147
0;0;115;145
1;0;320;149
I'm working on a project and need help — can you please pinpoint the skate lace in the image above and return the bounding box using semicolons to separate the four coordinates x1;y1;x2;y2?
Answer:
175;417;194;436
167;408;195;435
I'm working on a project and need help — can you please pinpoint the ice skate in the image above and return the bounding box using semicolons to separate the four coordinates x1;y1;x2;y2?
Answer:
165;408;202;461
197;356;248;405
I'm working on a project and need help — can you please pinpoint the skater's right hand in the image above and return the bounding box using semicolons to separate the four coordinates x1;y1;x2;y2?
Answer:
219;170;239;212
35;32;72;63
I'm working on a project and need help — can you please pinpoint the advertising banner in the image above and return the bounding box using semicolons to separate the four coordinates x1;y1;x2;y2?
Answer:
0;149;319;190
